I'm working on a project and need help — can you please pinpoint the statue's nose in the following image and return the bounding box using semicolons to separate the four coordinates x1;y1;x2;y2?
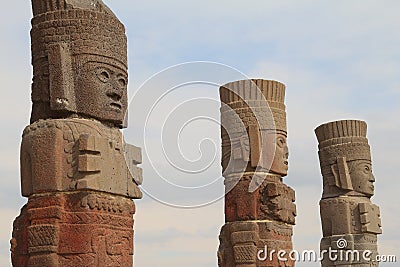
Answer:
107;79;123;101
284;145;289;159
107;91;122;102
370;173;376;182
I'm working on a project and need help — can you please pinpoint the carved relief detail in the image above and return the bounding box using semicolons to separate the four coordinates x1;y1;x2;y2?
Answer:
81;194;136;215
359;203;382;234
12;192;136;267
27;225;59;253
260;181;296;225
21;118;142;199
218;221;294;267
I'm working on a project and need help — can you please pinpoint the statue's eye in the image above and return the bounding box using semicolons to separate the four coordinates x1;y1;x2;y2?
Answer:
97;69;110;82
364;165;371;173
117;77;127;87
277;137;285;147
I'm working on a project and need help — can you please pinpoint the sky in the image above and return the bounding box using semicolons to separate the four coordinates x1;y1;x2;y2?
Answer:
0;0;399;266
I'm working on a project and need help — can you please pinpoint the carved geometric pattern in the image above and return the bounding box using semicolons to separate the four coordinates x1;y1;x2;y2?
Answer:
359;203;382;234
27;225;58;253
233;245;257;263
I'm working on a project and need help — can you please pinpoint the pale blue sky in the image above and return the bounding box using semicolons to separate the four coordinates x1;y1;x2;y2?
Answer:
0;1;399;266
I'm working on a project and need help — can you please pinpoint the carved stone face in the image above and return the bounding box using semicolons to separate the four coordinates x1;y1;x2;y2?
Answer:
75;60;128;125
349;160;375;196
270;132;289;176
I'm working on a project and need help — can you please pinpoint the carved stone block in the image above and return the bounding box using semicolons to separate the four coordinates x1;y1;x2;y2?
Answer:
321;234;378;266
30;0;129;127
224;173;296;225
11;192;136;267
315;120;375;198
218;221;294;267
20;119;142;199
320;197;382;238
27;225;59;253
358;203;382;234
220;79;289;176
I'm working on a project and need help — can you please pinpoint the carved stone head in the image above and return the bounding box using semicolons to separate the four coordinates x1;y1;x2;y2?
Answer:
347;159;375;196
315;120;375;198
73;55;128;125
269;131;289;176
220;79;288;176
30;0;128;127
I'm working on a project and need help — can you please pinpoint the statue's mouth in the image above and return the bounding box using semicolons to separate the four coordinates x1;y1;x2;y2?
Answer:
107;92;122;111
110;102;122;111
370;184;375;191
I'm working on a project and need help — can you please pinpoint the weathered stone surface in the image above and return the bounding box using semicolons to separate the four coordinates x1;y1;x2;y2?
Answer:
218;79;295;267
20;118;142;199
321;234;378;266
11;192;136;267
218;221;294;267
315;120;382;266
224;173;296;224
30;0;128;128
315;120;374;198
320;197;382;237
220;79;288;176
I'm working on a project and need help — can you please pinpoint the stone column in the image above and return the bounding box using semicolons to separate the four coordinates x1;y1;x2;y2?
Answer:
11;1;143;266
218;79;296;267
315;120;382;266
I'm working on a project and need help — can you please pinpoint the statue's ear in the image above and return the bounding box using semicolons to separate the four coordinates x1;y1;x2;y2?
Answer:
331;156;353;190
248;124;261;168
48;43;77;112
